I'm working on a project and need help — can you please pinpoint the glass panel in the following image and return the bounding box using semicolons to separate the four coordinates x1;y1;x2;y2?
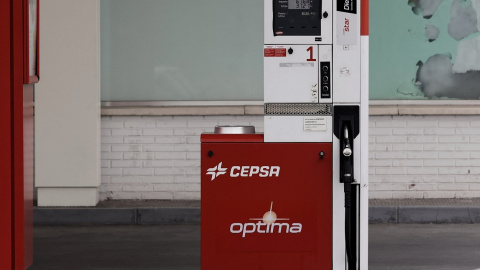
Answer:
101;0;264;101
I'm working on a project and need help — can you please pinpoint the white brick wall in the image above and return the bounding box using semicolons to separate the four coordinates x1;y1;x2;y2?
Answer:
100;116;264;201
101;115;480;200
370;115;480;199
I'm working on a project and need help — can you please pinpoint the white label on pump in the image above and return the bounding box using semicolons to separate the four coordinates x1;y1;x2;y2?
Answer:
336;0;357;46
336;13;357;45
303;117;327;131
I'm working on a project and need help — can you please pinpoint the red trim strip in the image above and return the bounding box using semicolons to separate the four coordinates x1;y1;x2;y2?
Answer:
22;0;28;83
201;134;264;143
361;0;369;36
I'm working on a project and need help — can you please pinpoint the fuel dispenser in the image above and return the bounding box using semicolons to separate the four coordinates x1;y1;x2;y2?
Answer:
201;0;368;269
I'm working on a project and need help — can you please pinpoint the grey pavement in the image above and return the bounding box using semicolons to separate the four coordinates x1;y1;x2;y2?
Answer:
30;225;200;270
29;224;480;270
369;224;480;270
369;198;480;224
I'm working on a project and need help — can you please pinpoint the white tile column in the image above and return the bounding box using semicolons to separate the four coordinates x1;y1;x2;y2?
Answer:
35;0;100;206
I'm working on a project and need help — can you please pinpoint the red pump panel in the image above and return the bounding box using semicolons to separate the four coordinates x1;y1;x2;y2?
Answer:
201;133;264;143
201;136;332;270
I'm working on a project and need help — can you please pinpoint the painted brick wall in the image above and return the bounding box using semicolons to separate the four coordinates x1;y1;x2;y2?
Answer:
369;115;480;199
100;116;263;200
101;115;480;200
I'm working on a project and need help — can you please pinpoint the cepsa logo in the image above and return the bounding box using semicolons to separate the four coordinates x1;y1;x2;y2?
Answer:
206;162;280;181
230;202;302;238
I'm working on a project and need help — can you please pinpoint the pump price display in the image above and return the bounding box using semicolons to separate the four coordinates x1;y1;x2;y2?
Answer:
288;0;311;9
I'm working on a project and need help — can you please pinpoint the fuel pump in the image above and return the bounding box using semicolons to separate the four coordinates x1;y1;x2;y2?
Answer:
263;0;369;268
201;0;368;269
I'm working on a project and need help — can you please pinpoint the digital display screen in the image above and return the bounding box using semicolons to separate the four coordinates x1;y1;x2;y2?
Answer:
288;0;311;9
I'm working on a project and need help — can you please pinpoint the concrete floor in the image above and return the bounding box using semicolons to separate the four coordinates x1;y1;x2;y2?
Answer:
369;224;480;270
30;224;480;270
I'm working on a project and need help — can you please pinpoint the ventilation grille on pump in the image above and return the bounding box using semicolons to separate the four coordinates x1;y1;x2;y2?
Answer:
264;103;332;116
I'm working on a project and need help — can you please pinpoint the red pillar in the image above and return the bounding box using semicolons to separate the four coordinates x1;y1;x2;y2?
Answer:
0;0;34;269
0;1;13;269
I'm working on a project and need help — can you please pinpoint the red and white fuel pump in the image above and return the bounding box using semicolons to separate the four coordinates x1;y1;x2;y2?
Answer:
201;0;368;269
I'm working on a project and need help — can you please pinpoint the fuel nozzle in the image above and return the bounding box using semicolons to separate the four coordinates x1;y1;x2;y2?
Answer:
340;124;353;184
343;126;352;157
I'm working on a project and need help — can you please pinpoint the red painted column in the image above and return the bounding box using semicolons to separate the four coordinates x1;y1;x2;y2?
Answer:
0;0;13;269
361;0;369;36
0;0;34;269
13;0;27;268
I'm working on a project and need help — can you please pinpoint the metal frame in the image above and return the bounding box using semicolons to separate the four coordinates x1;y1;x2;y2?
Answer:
101;101;264;107
370;100;480;106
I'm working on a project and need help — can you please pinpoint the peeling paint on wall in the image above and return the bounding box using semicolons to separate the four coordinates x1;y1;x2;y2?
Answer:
409;0;443;18
371;0;480;100
454;37;480;72
416;54;480;98
453;0;480;73
425;24;440;41
448;0;478;41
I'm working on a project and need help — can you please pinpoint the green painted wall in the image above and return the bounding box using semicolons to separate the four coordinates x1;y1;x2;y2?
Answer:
370;0;480;100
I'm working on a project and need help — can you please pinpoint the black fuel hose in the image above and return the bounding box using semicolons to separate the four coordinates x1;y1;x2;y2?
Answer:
344;182;355;270
342;125;355;269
